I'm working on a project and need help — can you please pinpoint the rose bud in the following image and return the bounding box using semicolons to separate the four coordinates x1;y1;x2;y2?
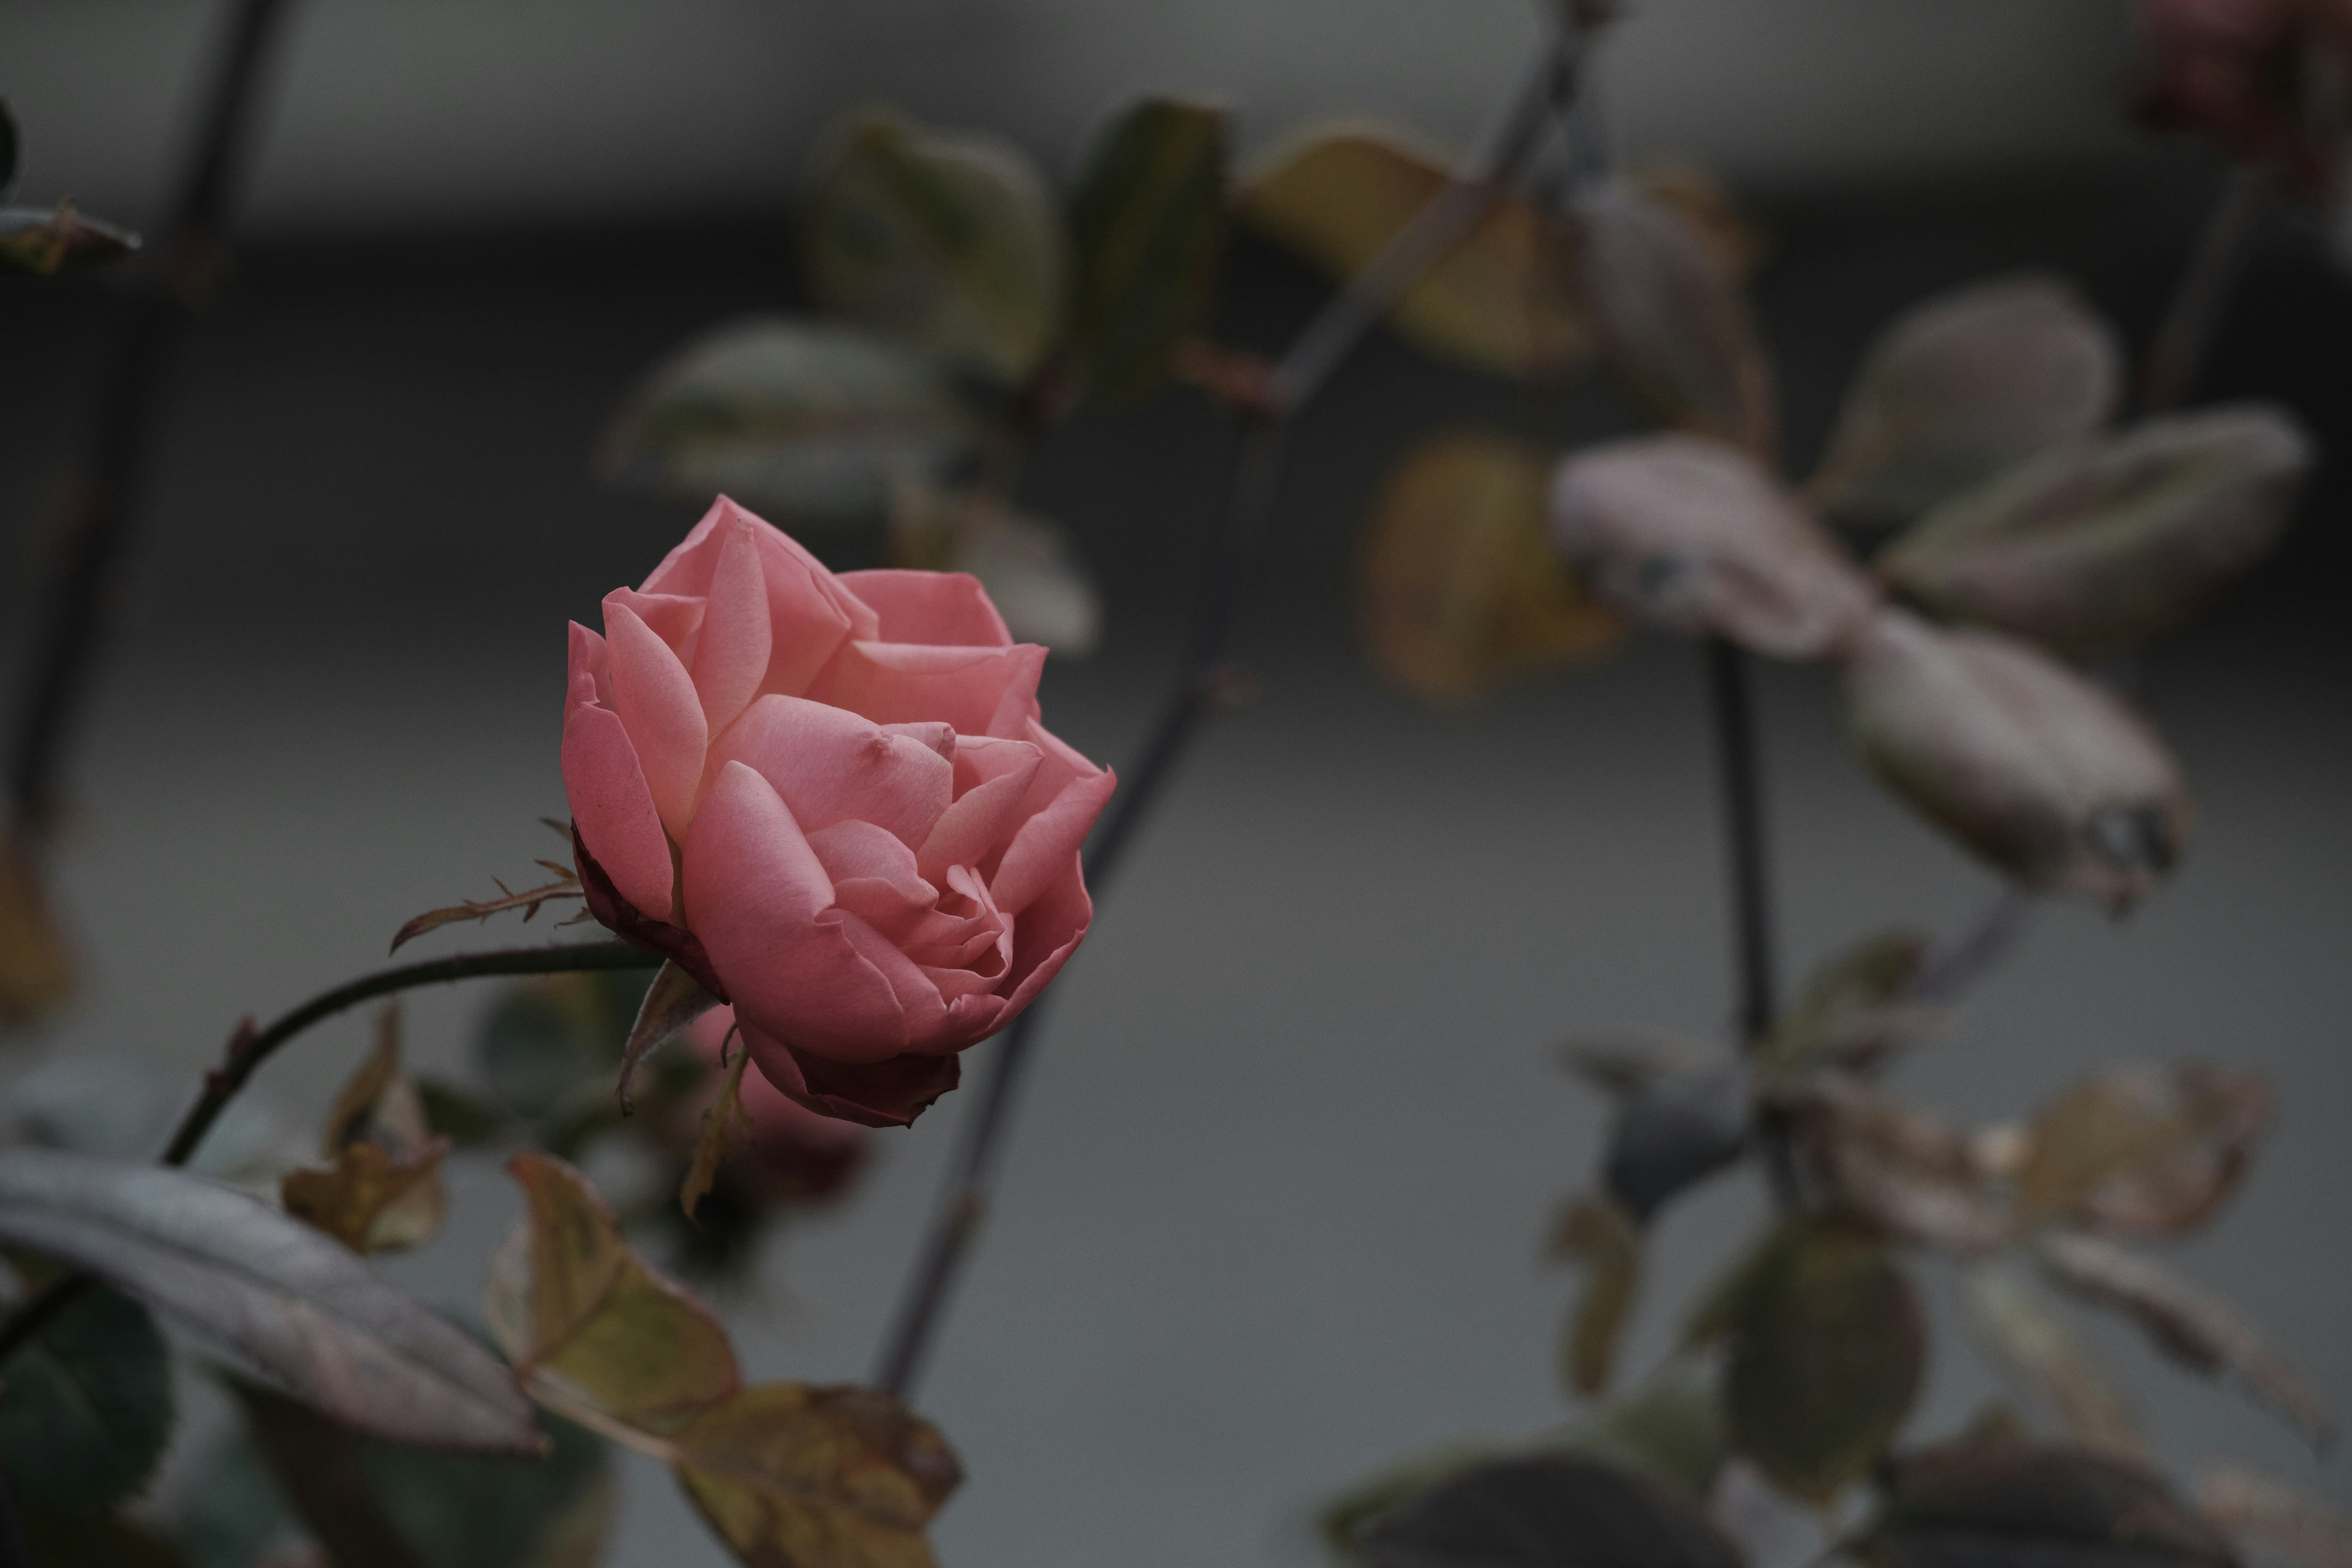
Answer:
687;1007;867;1201
563;497;1114;1128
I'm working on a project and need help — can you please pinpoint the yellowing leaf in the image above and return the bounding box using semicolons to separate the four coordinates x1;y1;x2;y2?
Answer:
673;1384;963;1568
1772;1074;2008;1255
802;107;1068;386
0;834;77;1027
1356;431;1625;703
1965;1264;2146;1459
1550;1194;1642;1400
2015;1063;2269;1238
280;1005;448;1253
1237;124;1593;382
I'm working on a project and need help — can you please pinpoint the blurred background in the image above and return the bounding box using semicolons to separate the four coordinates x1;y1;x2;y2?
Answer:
1;1;2346;1565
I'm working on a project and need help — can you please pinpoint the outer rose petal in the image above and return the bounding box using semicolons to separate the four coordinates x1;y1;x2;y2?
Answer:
644;497;869;695
993;858;1095;1029
989;765;1116;916
817;640;1047;738
837;569;1014;647
603;600;709;839
565;621;613;717
689;515;773;734
740;1023;963;1129
684;762;913;1063
560;701;676;922
707;694;954;850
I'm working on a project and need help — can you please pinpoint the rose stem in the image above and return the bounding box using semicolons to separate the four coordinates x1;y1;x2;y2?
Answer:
871;26;1593;1403
1909;162;2267;1006
0;938;655;1367
1708;639;1779;1049
6;0;300;836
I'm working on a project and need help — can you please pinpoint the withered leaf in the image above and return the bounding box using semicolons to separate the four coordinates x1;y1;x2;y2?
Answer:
1550;1194;1642;1399
1841;608;2193;911
616;960;722;1115
1721;1215;1926;1502
1879;405;2311;651
1358;431;1627;703
391;871;582;954
1603;1060;1749;1221
1809;274;2122;527
0;833;77;1027
1773;1074;2009;1254
681;1045;752;1223
1965;1264;2147;1460
2198;1462;2352;1568
2036;1231;2332;1450
1548;435;1879;660
598;316;975;526
0;1147;541;1453
801;107;1068;387
1755;929;1940;1079
2016;1064;2270;1239
281;1005;448;1253
0;201;138;274
1237;124;1594;382
1067;96;1228;399
1572;178;1777;459
1857;1440;2238;1568
1357;1453;1743;1568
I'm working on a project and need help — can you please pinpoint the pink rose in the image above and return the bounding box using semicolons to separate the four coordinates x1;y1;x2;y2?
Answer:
2133;0;2352;198
562;497;1114;1128
687;1007;868;1200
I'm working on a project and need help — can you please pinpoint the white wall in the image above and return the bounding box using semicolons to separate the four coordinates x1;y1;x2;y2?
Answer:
1;0;2146;235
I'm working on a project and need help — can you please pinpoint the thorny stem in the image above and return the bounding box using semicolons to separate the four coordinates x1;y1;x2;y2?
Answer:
0;940;654;1368
870;29;1592;1403
6;0;300;832
1907;165;2266;1008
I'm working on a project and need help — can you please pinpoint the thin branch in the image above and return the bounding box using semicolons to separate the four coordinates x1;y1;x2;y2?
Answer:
7;0;300;832
870;26;1589;1403
0;939;654;1368
1706;640;1777;1047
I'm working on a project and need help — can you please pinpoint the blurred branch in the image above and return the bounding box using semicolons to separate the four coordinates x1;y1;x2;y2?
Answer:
6;0;300;835
0;938;654;1369
1707;639;1778;1047
870;26;1591;1403
2139;165;2266;418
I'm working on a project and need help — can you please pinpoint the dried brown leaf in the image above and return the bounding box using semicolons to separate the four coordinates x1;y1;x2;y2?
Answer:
1809;274;2122;527
1358;431;1627;703
391;873;582;953
1841;608;2193;911
0;200;138;275
1550;1194;1642;1399
1965;1263;2147;1459
2016;1064;2270;1239
1880;405;2311;652
1572;178;1777;459
617;960;723;1115
281;1005;448;1253
2037;1229;2332;1451
1548;434;1879;660
2198;1462;2352;1568
1861;1441;2238;1568
0;834;77;1027
1773;1074;2009;1254
682;1046;752;1223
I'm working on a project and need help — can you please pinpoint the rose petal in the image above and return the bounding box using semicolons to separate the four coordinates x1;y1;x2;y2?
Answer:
683;762;909;1061
708;694;953;850
838;569;1014;647
565;621;613;716
603;600;710;838
816;640;1047;739
919;737;1042;883
560;700;676;922
644;498;872;695
605;588;706;657
742;1026;962;1128
995;859;1093;1023
989;766;1115;916
689;511;773;734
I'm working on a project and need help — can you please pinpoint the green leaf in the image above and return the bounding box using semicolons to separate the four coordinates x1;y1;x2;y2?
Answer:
1237;124;1593;382
0;1285;173;1515
1723;1215;1925;1502
478;974;627;1121
801;107;1068;387
415;1077;510;1148
0;1147;543;1455
1355;1454;1743;1568
1808;274;2122;529
1068;97;1228;399
617;959;723;1115
1856;1440;2236;1568
599;315;975;527
1754;930;1937;1079
1357;431;1625;704
1879;405;2310;653
1566;1363;1728;1499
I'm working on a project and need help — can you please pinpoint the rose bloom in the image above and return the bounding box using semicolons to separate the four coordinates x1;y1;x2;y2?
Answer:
562;497;1114;1127
2133;0;2352;198
687;1006;867;1200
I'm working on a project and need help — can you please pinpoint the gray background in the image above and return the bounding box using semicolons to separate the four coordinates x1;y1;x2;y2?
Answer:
2;3;2348;1566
